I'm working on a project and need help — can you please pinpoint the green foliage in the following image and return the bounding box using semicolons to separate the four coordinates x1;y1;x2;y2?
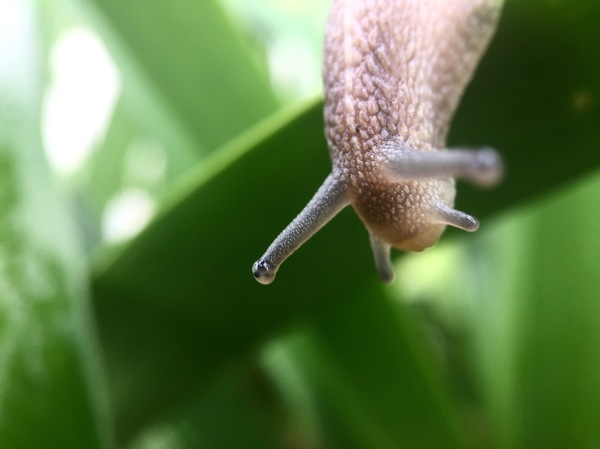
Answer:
0;0;599;448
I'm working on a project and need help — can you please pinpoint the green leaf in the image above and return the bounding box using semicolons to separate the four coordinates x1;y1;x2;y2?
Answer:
90;0;600;445
514;175;600;449
301;289;467;449
92;99;345;443
0;1;111;447
71;0;283;249
81;0;280;155
468;173;600;449
130;364;284;449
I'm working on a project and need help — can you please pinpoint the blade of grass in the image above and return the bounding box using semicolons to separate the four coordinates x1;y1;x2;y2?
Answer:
464;171;600;449
80;0;279;155
513;173;600;449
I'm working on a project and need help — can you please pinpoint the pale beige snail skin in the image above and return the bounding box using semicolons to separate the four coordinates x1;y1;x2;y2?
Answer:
253;0;505;285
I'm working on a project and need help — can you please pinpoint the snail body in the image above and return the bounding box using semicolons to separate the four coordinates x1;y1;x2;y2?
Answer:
253;0;504;284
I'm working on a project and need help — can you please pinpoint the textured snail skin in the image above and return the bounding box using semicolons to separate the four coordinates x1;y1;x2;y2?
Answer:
253;0;504;285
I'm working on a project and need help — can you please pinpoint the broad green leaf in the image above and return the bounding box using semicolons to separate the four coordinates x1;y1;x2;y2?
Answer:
92;99;344;443
0;1;111;447
91;0;600;445
129;295;468;449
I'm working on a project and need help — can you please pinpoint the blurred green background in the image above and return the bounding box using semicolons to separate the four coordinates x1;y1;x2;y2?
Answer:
0;0;599;448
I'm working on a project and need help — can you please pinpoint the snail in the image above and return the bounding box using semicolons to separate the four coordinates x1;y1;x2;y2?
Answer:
253;0;504;285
